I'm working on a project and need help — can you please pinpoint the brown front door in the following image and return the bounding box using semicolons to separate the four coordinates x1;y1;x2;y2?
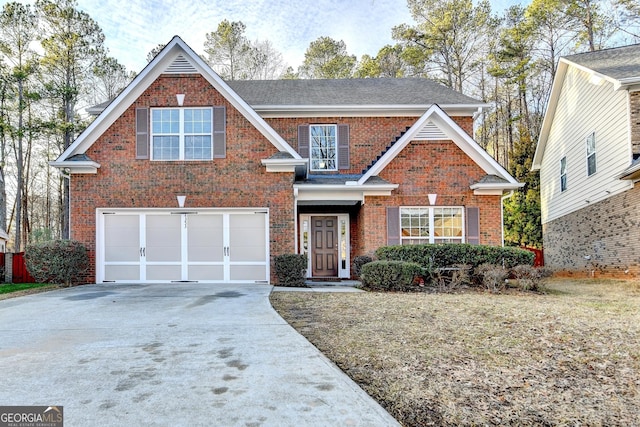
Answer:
312;216;338;277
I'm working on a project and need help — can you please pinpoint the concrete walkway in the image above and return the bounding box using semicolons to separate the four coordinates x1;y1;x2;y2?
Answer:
0;283;398;426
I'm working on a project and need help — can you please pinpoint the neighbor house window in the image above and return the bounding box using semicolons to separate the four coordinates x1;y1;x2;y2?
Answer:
560;156;567;192
586;132;596;176
400;207;464;244
151;107;212;160
310;124;337;171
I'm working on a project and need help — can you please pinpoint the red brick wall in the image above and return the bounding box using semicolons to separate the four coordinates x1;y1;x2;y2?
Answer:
355;140;503;256
71;74;295;282
630;91;640;156
266;115;473;174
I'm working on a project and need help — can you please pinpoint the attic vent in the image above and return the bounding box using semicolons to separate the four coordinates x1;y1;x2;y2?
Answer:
164;54;198;74
415;121;447;140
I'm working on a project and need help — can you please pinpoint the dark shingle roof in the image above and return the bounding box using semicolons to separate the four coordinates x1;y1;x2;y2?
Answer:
565;44;640;80
227;78;481;106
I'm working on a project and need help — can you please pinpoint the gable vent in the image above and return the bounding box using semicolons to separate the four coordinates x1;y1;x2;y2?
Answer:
415;121;447;140
164;54;198;74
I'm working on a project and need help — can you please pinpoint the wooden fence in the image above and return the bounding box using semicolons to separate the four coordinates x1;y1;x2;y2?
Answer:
0;252;36;283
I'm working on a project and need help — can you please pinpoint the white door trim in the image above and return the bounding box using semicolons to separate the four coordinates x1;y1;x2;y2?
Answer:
299;213;350;279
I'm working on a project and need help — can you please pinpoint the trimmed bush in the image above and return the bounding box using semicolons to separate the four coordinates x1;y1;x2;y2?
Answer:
360;260;423;291
352;255;374;278
375;243;534;271
25;240;89;286
274;254;308;287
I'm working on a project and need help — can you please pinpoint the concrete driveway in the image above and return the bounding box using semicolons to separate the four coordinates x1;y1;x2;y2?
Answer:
0;283;398;426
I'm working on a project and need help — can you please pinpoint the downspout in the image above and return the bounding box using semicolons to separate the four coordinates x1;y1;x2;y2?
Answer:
500;190;514;247
61;168;71;239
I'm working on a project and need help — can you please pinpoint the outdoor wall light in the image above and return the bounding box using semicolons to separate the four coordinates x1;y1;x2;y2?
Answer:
176;94;185;106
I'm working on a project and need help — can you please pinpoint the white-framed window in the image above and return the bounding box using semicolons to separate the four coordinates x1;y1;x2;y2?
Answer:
560;156;567;192
586;132;596;176
400;206;464;244
151;107;212;160
310;124;337;171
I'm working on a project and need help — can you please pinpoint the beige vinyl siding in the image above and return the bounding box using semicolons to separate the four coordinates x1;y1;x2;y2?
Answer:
540;66;632;224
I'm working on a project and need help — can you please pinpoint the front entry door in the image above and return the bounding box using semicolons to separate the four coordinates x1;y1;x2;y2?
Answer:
312;216;338;277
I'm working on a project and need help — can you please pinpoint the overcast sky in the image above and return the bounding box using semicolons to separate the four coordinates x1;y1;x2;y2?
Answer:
5;0;524;74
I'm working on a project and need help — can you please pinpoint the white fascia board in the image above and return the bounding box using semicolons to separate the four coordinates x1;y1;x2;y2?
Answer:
57;36;300;162
49;160;100;174
261;157;307;172
358;104;519;186
294;183;398;202
617;76;640;90
470;182;524;195
253;103;489;118
532;61;569;171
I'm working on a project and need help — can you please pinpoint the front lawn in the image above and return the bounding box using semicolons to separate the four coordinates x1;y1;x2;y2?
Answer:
0;283;61;300
270;279;640;426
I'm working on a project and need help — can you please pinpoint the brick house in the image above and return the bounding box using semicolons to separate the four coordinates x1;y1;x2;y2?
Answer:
532;44;640;277
51;36;521;284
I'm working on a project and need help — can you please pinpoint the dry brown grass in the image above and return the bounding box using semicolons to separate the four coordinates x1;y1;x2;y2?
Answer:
270;279;640;426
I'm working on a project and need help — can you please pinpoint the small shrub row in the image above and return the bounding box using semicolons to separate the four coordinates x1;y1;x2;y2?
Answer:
352;255;374;278
375;243;534;271
25;240;89;286
274;254;308;287
360;260;423;291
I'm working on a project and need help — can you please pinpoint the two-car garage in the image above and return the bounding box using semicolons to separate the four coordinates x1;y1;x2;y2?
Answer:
96;208;269;283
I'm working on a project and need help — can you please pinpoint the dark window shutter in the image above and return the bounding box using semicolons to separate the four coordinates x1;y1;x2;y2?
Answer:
337;124;349;170
135;108;149;159
466;207;480;245
298;125;309;158
387;206;400;245
213;106;226;158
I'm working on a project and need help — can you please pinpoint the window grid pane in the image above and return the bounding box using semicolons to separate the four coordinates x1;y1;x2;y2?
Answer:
401;207;463;244
151;108;213;160
310;125;337;171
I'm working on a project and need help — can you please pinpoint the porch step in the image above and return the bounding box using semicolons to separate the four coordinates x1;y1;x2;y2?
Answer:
305;280;362;288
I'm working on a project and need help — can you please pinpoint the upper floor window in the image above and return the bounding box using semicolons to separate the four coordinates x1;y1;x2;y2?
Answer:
151;107;212;160
586;132;596;176
400;206;464;245
560;156;567;192
310;124;337;171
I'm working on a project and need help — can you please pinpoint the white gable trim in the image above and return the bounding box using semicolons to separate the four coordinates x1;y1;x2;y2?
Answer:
358;104;520;187
55;36;300;164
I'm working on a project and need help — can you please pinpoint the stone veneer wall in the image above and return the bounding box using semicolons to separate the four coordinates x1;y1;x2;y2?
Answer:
542;183;640;277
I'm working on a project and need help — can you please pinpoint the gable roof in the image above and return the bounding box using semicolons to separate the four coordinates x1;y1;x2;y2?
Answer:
52;36;301;171
358;104;522;190
533;44;640;170
227;79;486;116
564;43;640;83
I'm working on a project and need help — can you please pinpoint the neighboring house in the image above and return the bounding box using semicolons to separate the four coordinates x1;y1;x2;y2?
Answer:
51;36;521;284
0;228;8;253
532;44;640;277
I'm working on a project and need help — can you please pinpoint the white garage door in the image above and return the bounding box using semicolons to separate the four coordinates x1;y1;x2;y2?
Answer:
98;209;269;283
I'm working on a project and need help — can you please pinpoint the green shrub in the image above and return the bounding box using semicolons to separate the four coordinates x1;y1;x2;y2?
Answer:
375;243;534;271
274;254;308;287
511;264;553;292
352;255;374;278
475;263;509;293
25;240;89;286
360;260;423;291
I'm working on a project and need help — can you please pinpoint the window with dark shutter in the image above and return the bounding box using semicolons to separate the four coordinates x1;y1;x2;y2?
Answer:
298;125;310;158
466;207;480;245
338;124;349;170
136;108;149;159
387;206;400;245
213;106;226;158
